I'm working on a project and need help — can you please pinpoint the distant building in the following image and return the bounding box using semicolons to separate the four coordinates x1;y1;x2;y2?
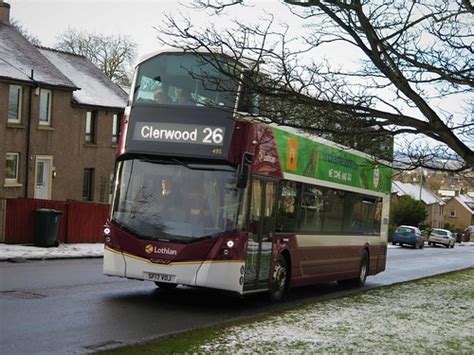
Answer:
438;189;457;199
392;181;445;228
439;188;474;199
444;194;474;232
0;0;127;202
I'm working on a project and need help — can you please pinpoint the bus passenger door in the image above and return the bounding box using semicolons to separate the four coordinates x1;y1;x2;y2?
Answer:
244;177;277;292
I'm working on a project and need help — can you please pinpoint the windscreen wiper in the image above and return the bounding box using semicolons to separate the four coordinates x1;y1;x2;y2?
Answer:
171;158;234;172
138;156;177;165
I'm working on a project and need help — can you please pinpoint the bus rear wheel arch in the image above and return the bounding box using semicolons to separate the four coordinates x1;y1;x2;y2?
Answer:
269;252;290;302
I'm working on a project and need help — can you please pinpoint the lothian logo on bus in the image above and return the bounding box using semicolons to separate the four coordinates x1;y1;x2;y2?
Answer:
145;244;178;256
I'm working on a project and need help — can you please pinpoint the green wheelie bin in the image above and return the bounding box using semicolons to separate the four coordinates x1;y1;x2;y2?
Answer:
34;209;62;247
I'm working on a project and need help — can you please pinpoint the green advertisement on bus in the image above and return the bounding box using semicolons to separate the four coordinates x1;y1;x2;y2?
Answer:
273;128;392;194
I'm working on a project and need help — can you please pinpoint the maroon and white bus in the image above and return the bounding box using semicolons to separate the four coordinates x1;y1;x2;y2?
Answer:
103;49;392;300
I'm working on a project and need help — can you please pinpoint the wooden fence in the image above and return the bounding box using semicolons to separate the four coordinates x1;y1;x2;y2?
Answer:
4;198;110;244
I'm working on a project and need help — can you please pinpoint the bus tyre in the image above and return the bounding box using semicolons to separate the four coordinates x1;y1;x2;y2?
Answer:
338;250;368;288
155;282;177;291
355;250;369;287
269;254;289;302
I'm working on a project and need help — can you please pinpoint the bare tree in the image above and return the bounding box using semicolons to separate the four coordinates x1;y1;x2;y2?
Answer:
55;28;137;85
157;0;473;172
11;18;41;45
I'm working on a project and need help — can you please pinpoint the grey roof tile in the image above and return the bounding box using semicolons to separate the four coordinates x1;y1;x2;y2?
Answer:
0;22;126;109
39;47;128;109
0;22;76;88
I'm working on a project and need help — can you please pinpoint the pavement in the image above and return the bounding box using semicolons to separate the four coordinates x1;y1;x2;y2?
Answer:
1;241;472;262
0;242;104;261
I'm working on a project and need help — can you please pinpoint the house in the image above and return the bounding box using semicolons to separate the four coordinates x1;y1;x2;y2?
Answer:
0;0;127;203
444;194;474;232
392;181;445;228
439;188;474;199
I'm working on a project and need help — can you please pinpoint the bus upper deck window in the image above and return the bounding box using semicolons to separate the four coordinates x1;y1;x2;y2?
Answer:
133;52;238;109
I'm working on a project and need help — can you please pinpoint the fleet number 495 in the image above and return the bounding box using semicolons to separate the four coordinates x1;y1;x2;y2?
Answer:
203;128;224;144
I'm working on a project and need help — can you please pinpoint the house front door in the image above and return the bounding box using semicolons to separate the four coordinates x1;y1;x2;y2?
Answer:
34;156;53;200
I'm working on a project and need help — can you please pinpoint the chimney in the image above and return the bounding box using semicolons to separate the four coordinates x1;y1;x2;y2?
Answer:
0;0;10;25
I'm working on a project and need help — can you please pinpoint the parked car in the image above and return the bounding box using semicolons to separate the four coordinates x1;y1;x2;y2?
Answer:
428;228;455;248
392;225;424;249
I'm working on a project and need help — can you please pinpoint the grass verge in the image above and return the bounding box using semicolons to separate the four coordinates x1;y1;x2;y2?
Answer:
101;269;474;354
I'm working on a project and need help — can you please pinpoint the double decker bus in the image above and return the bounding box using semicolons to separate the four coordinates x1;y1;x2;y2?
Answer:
103;49;392;300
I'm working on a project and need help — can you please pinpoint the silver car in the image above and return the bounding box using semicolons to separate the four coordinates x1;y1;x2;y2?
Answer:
428;228;455;248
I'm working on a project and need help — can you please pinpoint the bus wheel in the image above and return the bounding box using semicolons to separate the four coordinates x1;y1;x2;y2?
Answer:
269;254;289;302
155;282;177;291
354;250;369;287
338;250;368;288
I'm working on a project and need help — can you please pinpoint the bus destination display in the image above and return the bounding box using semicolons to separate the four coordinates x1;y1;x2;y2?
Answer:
133;122;225;146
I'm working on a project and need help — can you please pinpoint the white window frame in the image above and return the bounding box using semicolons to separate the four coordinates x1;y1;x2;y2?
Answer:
449;210;456;218
85;111;97;143
39;88;52;125
8;85;22;123
112;113;120;144
5;152;20;184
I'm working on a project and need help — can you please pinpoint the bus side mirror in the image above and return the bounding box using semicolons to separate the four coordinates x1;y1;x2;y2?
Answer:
236;152;253;189
236;164;249;189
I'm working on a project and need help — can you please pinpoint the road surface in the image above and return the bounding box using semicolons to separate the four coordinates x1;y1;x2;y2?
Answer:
1;244;473;354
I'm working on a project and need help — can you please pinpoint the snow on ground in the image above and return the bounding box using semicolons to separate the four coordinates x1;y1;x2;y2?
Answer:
199;270;474;354
1;242;470;261
0;243;104;261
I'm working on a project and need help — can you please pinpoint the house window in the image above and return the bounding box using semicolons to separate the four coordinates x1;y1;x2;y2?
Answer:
85;111;97;143
5;152;19;183
39;89;52;125
83;168;94;201
112;113;121;144
449;210;456;218
8;85;22;123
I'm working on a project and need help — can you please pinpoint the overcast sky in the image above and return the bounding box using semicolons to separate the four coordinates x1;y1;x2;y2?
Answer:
11;0;306;59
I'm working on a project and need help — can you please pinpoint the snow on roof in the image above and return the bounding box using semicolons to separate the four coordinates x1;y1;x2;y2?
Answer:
438;189;456;197
392;180;405;196
454;194;474;214
0;23;76;88
392;181;445;205
38;47;127;109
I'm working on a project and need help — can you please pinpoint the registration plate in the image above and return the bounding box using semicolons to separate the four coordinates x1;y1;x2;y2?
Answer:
145;272;176;283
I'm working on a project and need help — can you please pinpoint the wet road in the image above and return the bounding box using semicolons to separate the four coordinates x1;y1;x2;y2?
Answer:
1;244;473;354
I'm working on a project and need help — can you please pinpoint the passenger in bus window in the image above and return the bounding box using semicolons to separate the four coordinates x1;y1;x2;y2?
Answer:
161;178;172;196
154;89;171;104
177;89;195;105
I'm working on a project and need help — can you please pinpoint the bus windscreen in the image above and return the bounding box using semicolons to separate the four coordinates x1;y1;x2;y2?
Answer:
111;159;241;242
132;53;239;109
